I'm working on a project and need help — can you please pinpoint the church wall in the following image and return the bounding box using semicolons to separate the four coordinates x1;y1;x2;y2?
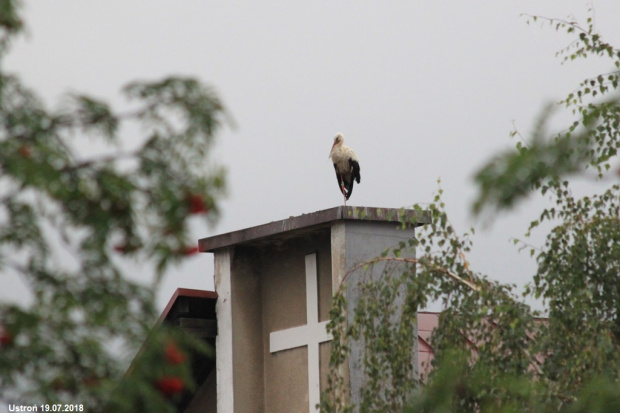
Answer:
261;230;332;413
342;221;418;408
231;247;265;412
317;234;334;398
214;249;234;413
208;207;428;413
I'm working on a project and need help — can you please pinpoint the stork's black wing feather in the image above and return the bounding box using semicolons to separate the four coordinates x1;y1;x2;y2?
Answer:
344;159;361;200
350;159;361;184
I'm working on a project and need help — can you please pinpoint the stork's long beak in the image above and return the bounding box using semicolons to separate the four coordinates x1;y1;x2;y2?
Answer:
329;141;338;158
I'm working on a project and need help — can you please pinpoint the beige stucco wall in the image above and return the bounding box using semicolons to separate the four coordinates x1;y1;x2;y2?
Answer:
228;229;333;413
208;207;427;413
261;231;332;413
231;247;265;412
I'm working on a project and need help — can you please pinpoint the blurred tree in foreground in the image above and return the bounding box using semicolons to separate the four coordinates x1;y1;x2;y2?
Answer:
322;9;620;413
0;1;227;411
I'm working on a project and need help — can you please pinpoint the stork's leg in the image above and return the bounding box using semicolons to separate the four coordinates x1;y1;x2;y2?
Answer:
340;174;347;206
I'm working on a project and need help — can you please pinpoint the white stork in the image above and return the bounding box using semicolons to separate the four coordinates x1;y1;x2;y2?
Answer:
329;133;361;205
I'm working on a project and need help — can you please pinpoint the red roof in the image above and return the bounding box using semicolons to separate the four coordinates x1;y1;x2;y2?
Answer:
417;312;439;379
417;312;546;379
157;288;218;325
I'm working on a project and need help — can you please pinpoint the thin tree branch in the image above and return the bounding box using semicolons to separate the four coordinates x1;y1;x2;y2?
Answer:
339;256;481;293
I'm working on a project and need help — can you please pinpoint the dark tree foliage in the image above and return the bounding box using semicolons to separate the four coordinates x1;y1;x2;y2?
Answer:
0;1;226;411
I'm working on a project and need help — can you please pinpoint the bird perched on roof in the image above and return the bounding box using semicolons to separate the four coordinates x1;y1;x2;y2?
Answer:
329;133;361;205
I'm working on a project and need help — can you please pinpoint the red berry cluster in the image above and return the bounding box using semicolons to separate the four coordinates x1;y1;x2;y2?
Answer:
0;326;13;347
18;145;31;158
182;246;199;256
165;342;187;365
113;244;129;254
156;376;185;397
186;194;208;215
155;342;187;398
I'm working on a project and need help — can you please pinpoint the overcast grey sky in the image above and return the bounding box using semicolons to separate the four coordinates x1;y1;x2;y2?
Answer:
3;1;620;314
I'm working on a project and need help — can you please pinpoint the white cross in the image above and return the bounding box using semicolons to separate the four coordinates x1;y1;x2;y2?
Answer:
270;253;333;412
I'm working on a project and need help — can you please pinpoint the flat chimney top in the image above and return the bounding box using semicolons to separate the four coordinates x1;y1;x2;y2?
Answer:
199;206;430;253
